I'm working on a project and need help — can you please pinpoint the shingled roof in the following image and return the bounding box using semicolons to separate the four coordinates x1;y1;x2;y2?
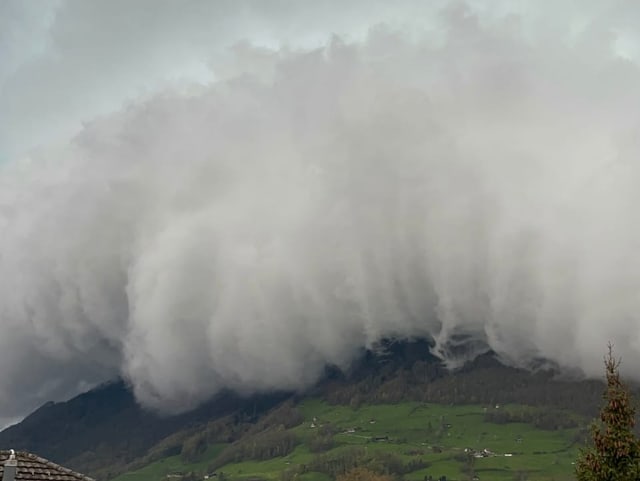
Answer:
0;451;94;481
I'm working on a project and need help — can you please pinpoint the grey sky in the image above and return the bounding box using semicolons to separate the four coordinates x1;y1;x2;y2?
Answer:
4;0;638;161
2;0;640;421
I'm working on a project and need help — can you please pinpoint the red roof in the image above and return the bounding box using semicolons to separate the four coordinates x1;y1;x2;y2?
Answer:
0;451;94;481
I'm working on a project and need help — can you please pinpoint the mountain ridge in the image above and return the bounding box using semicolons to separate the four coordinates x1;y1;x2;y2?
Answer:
0;338;608;479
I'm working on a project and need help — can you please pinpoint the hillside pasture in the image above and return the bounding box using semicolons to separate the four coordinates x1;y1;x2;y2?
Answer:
112;400;584;481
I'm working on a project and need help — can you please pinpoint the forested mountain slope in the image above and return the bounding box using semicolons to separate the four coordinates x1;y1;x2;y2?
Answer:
0;340;612;479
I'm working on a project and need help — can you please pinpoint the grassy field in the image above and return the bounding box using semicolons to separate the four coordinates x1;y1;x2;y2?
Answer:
112;400;585;481
114;445;227;481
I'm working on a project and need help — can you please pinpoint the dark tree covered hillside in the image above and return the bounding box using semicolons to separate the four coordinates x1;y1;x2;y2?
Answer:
0;381;290;479
0;338;626;480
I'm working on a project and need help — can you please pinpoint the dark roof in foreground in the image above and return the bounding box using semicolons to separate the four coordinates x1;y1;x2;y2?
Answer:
0;451;94;481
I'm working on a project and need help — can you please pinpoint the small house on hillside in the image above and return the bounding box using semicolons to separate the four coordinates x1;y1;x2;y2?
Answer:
0;450;94;481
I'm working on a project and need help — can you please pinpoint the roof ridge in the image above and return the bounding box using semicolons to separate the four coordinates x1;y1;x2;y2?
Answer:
23;452;93;480
0;450;95;481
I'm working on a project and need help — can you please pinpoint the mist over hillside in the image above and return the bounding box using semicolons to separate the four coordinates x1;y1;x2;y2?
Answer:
2;1;640;420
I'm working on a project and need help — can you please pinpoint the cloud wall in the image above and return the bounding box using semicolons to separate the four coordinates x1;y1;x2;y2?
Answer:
2;1;640;417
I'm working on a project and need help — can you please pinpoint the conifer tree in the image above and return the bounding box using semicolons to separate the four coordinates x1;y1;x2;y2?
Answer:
575;344;640;481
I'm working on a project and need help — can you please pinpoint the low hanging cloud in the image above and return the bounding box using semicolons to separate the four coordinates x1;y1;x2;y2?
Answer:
2;1;640;418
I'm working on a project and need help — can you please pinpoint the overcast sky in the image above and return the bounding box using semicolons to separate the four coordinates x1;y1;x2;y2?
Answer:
2;1;640;426
3;0;639;162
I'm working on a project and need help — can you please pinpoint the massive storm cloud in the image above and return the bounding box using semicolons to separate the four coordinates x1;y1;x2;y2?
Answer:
2;0;640;419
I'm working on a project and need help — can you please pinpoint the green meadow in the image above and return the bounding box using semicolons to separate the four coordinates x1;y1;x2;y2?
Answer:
113;400;584;481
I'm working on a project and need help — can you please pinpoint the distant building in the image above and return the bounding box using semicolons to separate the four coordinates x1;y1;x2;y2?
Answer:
0;450;94;481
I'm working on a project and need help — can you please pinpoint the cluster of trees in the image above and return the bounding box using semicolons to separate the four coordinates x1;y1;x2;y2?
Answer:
179;401;304;465
484;407;580;430
280;446;430;481
303;447;368;478
208;428;298;471
308;423;338;453
336;467;393;481
180;433;208;463
323;356;606;417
